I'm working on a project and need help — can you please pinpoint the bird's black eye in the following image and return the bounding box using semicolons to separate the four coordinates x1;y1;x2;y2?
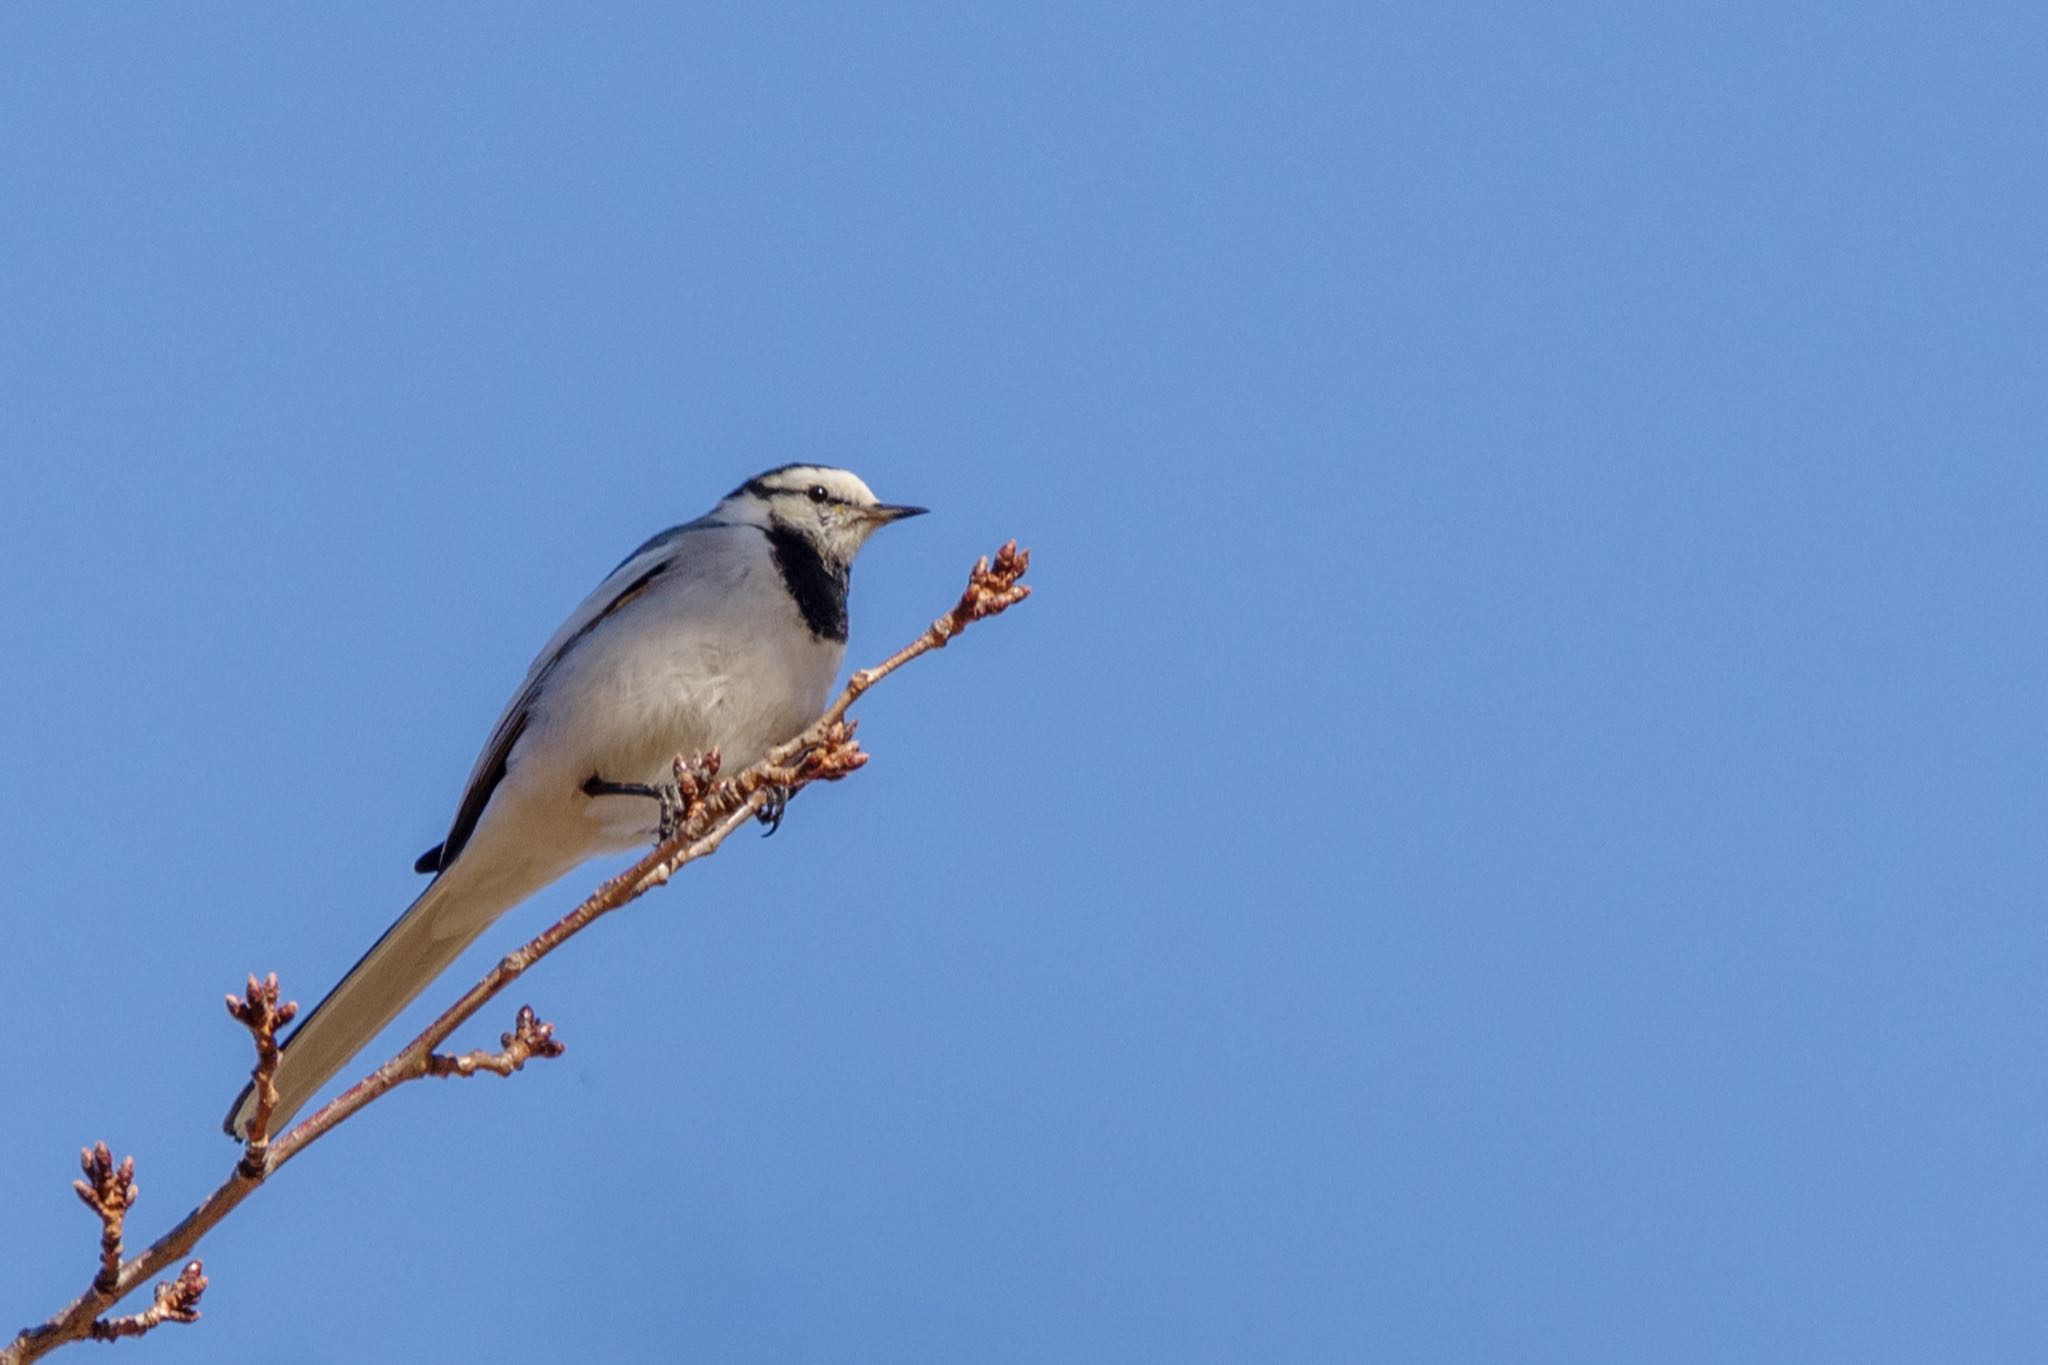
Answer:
807;485;830;503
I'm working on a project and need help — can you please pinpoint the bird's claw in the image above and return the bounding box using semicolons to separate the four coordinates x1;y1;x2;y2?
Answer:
757;784;791;837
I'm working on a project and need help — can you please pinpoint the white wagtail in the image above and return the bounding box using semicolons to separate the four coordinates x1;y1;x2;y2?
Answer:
225;465;925;1138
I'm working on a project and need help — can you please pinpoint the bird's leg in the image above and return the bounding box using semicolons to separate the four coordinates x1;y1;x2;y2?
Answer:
581;776;669;802
582;775;688;840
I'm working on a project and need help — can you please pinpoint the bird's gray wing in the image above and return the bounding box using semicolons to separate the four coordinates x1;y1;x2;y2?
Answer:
414;518;718;874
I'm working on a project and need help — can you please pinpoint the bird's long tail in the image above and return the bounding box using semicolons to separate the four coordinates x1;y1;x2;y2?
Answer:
223;862;544;1139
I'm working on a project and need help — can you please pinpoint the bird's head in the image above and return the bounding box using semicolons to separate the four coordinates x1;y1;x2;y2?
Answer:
717;464;927;566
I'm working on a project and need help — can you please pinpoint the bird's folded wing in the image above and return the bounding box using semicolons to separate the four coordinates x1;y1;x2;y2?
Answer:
425;518;715;873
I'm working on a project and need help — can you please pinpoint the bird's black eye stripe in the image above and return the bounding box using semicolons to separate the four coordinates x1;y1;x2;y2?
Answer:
807;484;830;503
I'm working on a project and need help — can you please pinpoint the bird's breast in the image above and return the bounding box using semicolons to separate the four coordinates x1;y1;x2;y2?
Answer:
529;564;845;793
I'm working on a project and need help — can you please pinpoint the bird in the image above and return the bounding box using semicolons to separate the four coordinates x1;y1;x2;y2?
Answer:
224;464;925;1139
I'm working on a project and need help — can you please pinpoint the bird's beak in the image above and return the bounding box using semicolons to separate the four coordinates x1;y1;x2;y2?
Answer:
867;503;929;523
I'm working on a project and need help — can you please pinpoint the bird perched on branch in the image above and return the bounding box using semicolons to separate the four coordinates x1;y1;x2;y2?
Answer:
226;465;926;1138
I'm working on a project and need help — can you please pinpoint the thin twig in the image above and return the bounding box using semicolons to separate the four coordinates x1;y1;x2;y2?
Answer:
796;540;1032;741
71;1145;135;1299
2;540;1031;1365
224;974;297;1178
424;1006;565;1079
84;1266;205;1343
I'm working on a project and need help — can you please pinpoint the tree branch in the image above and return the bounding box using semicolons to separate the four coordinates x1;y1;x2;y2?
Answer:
3;1148;208;1362
3;540;1031;1365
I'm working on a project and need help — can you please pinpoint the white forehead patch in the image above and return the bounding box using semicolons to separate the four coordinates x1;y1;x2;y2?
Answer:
742;465;879;506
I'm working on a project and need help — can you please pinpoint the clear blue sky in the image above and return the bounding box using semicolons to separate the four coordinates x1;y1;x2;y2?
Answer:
3;5;2042;1362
